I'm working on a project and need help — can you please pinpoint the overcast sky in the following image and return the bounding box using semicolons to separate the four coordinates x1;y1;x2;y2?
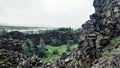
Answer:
0;0;94;28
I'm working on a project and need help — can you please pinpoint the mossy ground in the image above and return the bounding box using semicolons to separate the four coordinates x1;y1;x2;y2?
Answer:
41;44;77;62
99;36;120;57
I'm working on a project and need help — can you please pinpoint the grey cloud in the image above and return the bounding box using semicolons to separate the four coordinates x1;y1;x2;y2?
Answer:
0;0;94;28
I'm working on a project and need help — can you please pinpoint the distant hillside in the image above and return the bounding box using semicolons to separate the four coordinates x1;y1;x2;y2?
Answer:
0;25;54;30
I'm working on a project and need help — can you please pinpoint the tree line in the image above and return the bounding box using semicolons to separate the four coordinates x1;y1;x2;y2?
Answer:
0;28;82;58
26;28;82;46
0;28;82;46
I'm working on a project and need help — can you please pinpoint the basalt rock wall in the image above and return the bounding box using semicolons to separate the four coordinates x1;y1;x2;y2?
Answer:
42;0;120;68
83;0;120;36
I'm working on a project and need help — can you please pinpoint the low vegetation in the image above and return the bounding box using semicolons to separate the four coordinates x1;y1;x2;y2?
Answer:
42;44;77;62
0;27;80;63
99;36;120;57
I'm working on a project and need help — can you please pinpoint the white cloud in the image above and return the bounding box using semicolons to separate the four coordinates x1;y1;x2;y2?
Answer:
0;0;94;28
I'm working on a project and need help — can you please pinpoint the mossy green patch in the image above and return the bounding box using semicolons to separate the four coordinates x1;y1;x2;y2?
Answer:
99;36;120;57
41;44;77;62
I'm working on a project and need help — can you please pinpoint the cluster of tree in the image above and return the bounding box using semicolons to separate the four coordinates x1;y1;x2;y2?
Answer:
26;28;82;46
66;40;74;51
22;38;47;57
22;38;75;58
0;29;7;36
1;28;82;46
0;28;81;58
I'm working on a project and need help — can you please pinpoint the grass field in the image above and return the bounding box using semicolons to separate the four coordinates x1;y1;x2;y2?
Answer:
41;44;78;62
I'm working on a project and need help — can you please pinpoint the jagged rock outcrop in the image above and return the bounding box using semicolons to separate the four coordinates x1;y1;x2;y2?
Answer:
91;41;120;68
0;37;43;68
0;37;24;52
42;0;120;68
89;0;120;36
0;49;26;68
0;49;43;68
91;54;120;68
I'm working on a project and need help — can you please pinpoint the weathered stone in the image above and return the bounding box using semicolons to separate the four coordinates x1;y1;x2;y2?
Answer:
19;59;32;68
93;0;103;7
114;7;119;13
106;10;112;17
65;57;70;63
28;55;42;66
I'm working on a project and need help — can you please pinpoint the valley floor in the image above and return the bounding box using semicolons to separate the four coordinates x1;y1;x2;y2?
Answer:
42;44;77;62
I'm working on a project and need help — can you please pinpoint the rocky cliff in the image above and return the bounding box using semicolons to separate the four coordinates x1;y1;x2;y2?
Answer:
42;0;120;68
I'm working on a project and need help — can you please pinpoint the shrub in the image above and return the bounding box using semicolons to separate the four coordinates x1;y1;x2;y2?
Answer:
52;49;59;55
22;38;48;57
51;39;61;46
22;43;34;57
66;40;74;51
35;38;47;57
0;29;7;36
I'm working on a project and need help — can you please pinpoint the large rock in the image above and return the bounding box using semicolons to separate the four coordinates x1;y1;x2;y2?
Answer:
91;42;120;68
0;49;26;68
91;54;120;68
0;37;24;52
